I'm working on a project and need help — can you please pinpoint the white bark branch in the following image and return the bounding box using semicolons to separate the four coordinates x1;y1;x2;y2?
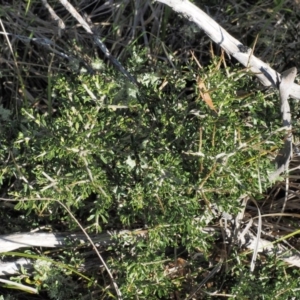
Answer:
155;0;300;100
1;228;300;277
0;232;114;253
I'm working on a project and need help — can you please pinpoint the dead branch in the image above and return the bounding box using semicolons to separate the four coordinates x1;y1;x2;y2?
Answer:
154;0;300;100
1;227;300;277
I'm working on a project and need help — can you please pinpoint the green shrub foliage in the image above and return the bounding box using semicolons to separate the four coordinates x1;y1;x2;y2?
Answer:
1;49;285;298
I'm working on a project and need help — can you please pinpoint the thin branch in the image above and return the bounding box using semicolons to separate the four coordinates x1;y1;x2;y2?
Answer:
57;200;123;300
58;0;138;86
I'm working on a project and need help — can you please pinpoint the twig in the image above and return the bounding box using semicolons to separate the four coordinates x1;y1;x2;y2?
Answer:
58;0;138;86
57;200;123;300
185;258;224;300
41;0;65;36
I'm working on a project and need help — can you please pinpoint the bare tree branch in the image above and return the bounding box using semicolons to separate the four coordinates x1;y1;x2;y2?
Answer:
154;0;300;100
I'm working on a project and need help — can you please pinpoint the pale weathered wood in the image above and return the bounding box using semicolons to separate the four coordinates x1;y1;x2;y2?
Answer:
1;228;300;276
0;232;114;253
269;67;297;181
155;0;300;100
0;258;32;276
